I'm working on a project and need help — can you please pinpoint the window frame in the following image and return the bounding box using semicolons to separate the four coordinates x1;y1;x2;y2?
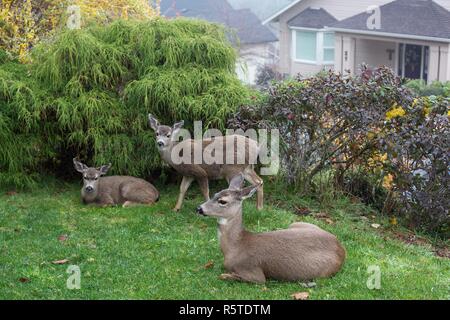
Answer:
291;27;335;65
322;32;335;65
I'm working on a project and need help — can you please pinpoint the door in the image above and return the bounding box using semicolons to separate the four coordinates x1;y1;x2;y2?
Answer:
398;44;429;82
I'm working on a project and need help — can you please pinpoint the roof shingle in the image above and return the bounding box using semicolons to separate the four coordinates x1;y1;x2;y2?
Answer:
331;0;450;40
160;0;278;44
288;7;337;29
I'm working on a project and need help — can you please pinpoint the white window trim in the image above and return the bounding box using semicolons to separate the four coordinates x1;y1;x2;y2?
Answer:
322;32;335;65
291;27;335;65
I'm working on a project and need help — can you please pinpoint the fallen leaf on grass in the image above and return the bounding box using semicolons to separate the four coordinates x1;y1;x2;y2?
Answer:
6;191;17;196
324;218;334;225
371;223;381;229
390;217;398;225
204;261;214;269
293;206;311;216
314;212;330;219
18;277;29;283
58;234;68;242
301;282;316;288
51;259;69;265
291;292;309;300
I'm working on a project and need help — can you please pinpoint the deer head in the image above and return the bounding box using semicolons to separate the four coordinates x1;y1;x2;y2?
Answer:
73;158;111;196
148;114;184;151
196;174;258;218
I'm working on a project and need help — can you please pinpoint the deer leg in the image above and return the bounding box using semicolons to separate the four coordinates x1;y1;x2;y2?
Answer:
197;178;210;201
123;201;141;208
174;176;194;212
243;169;264;210
219;269;266;284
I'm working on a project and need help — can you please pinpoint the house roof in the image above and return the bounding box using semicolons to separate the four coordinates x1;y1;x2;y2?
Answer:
160;0;278;44
263;0;303;25
329;0;450;41
287;7;337;29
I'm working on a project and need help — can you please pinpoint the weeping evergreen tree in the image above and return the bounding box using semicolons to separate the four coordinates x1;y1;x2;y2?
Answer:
0;19;250;188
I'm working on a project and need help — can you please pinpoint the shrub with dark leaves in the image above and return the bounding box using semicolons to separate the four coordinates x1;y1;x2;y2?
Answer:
230;65;411;190
380;96;449;234
229;65;449;235
255;64;283;89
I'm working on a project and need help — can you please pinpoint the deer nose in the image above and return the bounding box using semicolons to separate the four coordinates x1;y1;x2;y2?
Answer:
85;186;94;193
157;141;164;147
196;206;205;216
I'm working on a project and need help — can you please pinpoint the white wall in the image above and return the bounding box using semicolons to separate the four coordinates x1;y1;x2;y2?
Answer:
355;39;396;72
236;43;277;85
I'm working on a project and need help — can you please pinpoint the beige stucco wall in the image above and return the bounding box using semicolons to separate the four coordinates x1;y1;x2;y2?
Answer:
354;39;396;73
236;43;277;85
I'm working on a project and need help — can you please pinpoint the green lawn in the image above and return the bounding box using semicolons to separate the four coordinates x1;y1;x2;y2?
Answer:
0;181;448;299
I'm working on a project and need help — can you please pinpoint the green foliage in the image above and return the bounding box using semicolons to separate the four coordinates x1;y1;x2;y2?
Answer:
0;18;249;188
406;79;450;97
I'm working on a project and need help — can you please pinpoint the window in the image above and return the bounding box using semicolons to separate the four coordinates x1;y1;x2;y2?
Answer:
323;33;335;63
398;43;429;82
295;31;317;62
293;30;335;64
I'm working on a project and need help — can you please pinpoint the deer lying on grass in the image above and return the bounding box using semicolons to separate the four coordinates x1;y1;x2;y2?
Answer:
73;159;159;207
148;114;263;211
196;174;346;283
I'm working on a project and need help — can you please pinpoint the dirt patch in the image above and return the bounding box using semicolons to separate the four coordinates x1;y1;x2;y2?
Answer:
389;230;449;259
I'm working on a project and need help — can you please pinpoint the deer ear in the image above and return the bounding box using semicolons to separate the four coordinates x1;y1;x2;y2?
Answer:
172;120;184;137
73;158;87;173
99;163;111;176
148;114;159;131
172;120;184;131
240;185;258;200
229;174;244;190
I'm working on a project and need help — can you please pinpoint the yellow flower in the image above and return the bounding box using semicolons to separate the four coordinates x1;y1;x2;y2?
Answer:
390;217;398;226
386;106;406;120
383;174;394;189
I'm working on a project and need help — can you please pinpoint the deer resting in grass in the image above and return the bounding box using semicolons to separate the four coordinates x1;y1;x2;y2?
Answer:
73;159;159;207
196;174;346;283
148;114;263;212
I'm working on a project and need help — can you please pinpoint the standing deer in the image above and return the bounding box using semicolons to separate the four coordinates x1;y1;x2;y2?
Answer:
196;174;346;283
148;114;263;211
73;159;159;207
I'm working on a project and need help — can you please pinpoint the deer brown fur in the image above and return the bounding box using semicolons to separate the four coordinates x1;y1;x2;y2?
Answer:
148;115;263;211
197;175;346;283
73;159;159;207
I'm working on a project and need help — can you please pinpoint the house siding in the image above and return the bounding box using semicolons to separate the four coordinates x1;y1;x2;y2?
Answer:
275;0;393;75
273;0;450;81
354;39;396;72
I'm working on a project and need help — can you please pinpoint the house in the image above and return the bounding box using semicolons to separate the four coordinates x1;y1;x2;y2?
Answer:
264;0;450;83
227;0;295;22
160;0;278;85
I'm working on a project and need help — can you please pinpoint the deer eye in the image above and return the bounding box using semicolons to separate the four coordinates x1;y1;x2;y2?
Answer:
218;199;227;206
166;133;171;138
